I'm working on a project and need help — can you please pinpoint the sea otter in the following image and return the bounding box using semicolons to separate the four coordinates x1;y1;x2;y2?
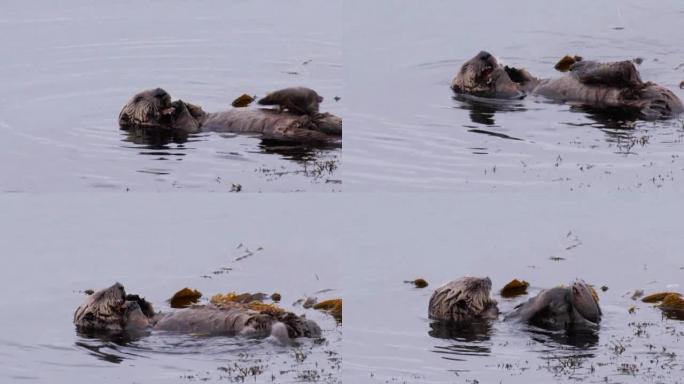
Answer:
118;88;341;144
504;280;601;332
452;51;683;120
73;283;321;343
428;277;500;323
258;87;323;116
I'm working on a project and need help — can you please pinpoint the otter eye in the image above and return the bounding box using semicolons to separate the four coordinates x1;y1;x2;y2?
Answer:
456;299;468;309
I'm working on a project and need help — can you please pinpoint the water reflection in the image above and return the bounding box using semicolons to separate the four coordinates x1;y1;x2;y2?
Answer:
257;139;341;161
122;126;191;148
428;321;493;364
527;327;600;349
428;320;493;343
662;309;684;321
453;94;527;127
122;127;340;162
74;333;142;365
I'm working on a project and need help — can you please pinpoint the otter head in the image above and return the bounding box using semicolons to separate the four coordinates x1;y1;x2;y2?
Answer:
452;51;525;99
569;280;601;324
629;83;684;120
428;276;499;323
118;88;205;134
74;283;155;334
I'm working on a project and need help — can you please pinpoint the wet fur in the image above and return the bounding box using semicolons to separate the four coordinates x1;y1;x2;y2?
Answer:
453;51;684;119
258;87;324;115
119;88;340;143
505;280;601;332
73;283;155;333
74;283;321;341
428;277;499;323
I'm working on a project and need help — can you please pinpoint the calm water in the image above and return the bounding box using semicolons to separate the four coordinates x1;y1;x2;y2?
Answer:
344;0;684;192
0;0;342;192
0;195;342;383
342;193;684;383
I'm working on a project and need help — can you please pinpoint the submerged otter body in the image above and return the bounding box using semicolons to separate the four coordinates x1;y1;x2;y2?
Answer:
118;88;341;144
428;277;499;323
452;51;683;120
505;280;601;332
74;283;321;342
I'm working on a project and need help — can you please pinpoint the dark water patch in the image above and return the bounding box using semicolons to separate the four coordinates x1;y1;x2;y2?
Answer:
136;169;171;176
468;129;524;141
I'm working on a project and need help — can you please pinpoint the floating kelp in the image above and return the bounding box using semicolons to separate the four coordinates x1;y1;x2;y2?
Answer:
659;294;684;320
554;55;583;72
640;292;684;320
500;279;529;298
642;292;681;303
169;287;202;308
231;94;255;108
246;302;285;316
404;278;428;288
210;292;269;305
313;299;342;323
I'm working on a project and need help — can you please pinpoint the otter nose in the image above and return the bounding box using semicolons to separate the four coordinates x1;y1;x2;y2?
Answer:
478;51;492;61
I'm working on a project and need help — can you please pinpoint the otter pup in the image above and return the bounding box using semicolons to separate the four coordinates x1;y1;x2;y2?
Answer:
258;87;324;116
452;51;684;119
428;277;500;323
118;88;341;143
504;280;601;332
74;283;321;343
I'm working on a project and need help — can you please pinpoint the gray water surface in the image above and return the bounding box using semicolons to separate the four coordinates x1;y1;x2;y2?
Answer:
0;195;342;383
345;0;684;192
0;0;342;192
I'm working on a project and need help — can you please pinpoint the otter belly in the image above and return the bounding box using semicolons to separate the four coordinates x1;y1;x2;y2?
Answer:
201;109;339;142
154;307;272;337
532;77;624;108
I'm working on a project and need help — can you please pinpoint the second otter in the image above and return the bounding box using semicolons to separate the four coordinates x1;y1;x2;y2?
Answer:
428;277;602;333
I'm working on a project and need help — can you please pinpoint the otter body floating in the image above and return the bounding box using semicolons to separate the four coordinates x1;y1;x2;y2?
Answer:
504;280;601;332
73;283;321;343
452;51;683;120
119;88;341;144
